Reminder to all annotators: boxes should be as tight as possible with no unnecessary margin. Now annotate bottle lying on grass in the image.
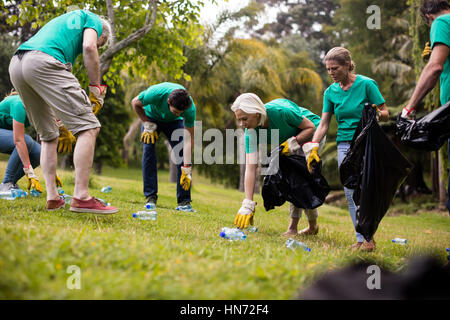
[0,189,28,200]
[220,227,246,241]
[133,211,157,221]
[285,238,311,252]
[392,238,407,245]
[101,186,112,193]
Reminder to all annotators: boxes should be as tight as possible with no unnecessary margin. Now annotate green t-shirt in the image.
[322,75,385,142]
[18,10,103,66]
[245,98,321,154]
[0,95,30,130]
[138,82,196,128]
[430,14,450,105]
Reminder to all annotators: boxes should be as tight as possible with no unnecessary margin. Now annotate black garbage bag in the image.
[262,146,330,211]
[396,101,450,151]
[298,255,450,300]
[340,104,412,241]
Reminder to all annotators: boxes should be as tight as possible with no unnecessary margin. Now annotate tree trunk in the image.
[165,140,177,183]
[431,151,439,198]
[122,118,141,162]
[439,148,447,210]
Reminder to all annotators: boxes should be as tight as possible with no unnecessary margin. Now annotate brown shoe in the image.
[360,239,376,252]
[349,242,363,250]
[70,197,118,215]
[46,197,65,211]
[298,225,319,236]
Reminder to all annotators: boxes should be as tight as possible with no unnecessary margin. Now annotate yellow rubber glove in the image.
[23,164,42,193]
[280,136,301,156]
[302,142,320,173]
[140,121,159,144]
[422,42,431,60]
[180,166,192,191]
[234,199,256,229]
[57,124,77,154]
[89,84,107,115]
[307,146,320,173]
[55,175,63,188]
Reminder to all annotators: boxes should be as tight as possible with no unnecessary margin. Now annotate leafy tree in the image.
[3,0,206,171]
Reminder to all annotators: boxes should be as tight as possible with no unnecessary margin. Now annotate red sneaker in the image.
[70,197,118,215]
[46,197,65,211]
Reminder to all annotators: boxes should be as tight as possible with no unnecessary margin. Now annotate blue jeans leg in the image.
[337,142,364,243]
[160,120,191,204]
[142,124,159,199]
[0,129,41,184]
[12,134,41,183]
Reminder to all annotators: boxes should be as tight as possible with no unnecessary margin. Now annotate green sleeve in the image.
[430,18,450,49]
[282,108,304,128]
[182,98,196,128]
[322,89,333,113]
[84,11,103,39]
[10,99,27,125]
[138,87,158,106]
[366,80,386,106]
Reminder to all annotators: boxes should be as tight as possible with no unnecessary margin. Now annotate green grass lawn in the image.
[0,160,449,299]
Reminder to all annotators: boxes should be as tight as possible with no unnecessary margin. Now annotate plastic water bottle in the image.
[248,226,258,232]
[285,238,311,252]
[30,189,41,197]
[446,248,450,262]
[219,227,247,241]
[62,194,72,205]
[133,211,157,221]
[0,191,16,200]
[101,186,112,193]
[392,238,407,245]
[12,189,27,198]
[57,187,64,195]
[145,202,156,210]
[1,189,27,200]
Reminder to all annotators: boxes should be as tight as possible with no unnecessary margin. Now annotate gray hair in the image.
[231,93,267,127]
[100,16,113,48]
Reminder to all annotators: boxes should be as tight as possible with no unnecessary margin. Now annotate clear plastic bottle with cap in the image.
[0,191,16,200]
[30,189,41,197]
[133,211,157,220]
[145,202,156,210]
[1,189,28,200]
[101,186,112,193]
[285,238,311,252]
[57,187,65,195]
[392,238,407,245]
[62,194,72,205]
[219,227,247,241]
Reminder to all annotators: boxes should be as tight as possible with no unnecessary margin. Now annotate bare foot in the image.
[281,230,298,237]
[298,225,319,236]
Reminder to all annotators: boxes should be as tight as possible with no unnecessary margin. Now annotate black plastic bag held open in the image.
[396,101,450,151]
[262,146,330,212]
[340,104,412,241]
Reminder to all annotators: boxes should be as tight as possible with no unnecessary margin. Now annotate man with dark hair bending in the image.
[401,0,450,213]
[131,82,196,211]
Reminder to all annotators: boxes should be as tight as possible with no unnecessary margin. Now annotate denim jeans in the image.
[337,142,364,243]
[142,119,191,204]
[0,128,41,184]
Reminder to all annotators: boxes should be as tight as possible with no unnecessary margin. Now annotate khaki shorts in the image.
[9,50,100,141]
